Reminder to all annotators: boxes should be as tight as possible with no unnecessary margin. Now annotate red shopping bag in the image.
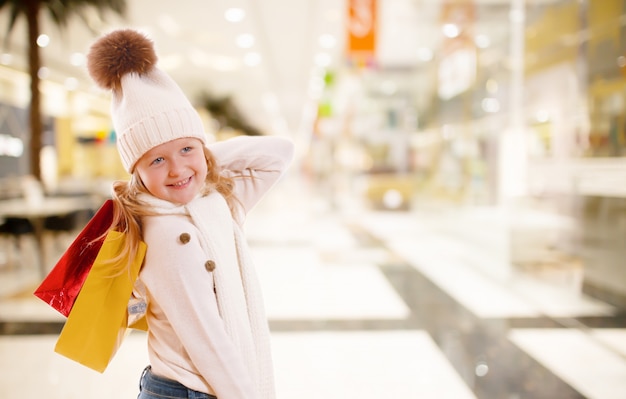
[33,199,114,316]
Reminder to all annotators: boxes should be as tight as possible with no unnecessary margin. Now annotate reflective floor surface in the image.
[1,176,625,398]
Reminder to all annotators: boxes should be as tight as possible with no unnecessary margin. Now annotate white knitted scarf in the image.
[139,192,275,399]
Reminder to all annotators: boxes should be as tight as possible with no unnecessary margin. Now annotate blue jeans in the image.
[138,366,217,399]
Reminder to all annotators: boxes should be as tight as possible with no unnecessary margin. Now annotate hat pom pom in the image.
[87,29,158,90]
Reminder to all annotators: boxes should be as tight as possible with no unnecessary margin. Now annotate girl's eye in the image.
[181,146,193,153]
[151,157,164,165]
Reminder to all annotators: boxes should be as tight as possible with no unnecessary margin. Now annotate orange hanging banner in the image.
[347,0,377,65]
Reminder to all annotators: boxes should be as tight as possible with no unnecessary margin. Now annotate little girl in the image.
[86,29,294,399]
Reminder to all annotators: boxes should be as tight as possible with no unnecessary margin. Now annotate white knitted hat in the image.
[86,29,207,172]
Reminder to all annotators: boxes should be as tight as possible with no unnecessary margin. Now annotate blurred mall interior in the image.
[0,0,625,398]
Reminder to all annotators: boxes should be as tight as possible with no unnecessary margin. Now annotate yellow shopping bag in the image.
[54,230,147,373]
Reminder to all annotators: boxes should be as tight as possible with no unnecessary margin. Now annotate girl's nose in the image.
[168,159,184,177]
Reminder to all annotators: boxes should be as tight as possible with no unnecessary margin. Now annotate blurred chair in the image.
[0,217,35,270]
[43,209,93,253]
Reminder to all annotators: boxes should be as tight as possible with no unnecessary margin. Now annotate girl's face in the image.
[135,137,208,205]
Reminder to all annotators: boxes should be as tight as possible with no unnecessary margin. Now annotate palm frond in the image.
[0,1,25,47]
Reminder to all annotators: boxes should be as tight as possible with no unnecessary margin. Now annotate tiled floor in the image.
[1,177,625,398]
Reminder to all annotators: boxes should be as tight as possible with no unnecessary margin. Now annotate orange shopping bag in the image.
[54,230,146,373]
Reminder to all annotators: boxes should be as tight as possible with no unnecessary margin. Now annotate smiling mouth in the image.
[170,177,192,187]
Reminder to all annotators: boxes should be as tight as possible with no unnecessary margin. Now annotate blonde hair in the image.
[106,146,238,269]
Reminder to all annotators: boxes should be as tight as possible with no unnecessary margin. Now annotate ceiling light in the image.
[481,98,500,113]
[475,34,490,48]
[244,52,261,67]
[318,34,336,49]
[383,189,403,209]
[225,8,245,23]
[37,66,49,79]
[37,34,50,47]
[236,34,255,48]
[442,24,460,38]
[70,52,86,67]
